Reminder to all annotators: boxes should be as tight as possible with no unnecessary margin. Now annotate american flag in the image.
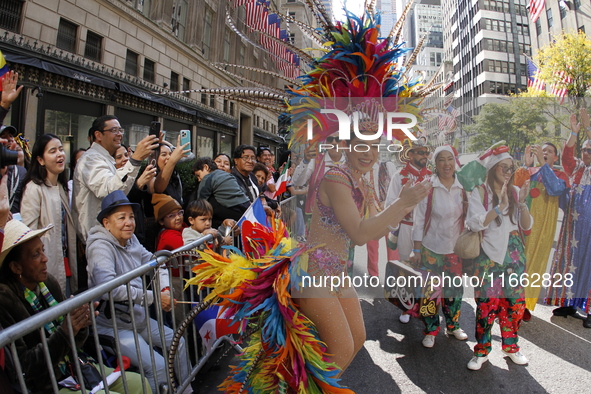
[447,105,459,118]
[528,0,546,24]
[550,68,572,104]
[527,58,545,91]
[438,115,446,131]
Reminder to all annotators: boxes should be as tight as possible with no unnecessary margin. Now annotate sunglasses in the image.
[582,148,591,154]
[412,150,429,156]
[326,136,340,143]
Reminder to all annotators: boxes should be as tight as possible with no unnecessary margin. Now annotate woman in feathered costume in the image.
[176,1,439,392]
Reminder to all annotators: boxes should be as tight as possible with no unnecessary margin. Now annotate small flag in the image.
[447,105,459,118]
[0,50,9,92]
[194,305,240,353]
[273,159,290,198]
[237,197,268,227]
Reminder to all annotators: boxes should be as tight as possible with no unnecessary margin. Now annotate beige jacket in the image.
[72,143,139,242]
[21,181,78,294]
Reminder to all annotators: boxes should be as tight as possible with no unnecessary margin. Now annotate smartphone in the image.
[180,129,191,151]
[149,121,161,137]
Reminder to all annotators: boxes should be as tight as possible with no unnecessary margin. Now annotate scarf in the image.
[399,162,431,185]
[23,282,63,335]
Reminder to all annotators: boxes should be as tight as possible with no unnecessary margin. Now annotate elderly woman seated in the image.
[0,219,147,393]
[86,190,192,393]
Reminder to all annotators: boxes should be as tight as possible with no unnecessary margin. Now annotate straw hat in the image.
[0,220,53,266]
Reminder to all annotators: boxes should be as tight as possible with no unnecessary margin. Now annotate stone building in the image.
[0,0,301,172]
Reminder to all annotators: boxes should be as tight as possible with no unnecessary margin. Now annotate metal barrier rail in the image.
[0,233,240,394]
[279,196,306,240]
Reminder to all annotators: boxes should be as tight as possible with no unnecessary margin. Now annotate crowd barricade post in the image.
[0,233,249,394]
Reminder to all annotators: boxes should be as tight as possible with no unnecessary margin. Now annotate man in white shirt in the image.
[73,115,159,243]
[384,139,432,323]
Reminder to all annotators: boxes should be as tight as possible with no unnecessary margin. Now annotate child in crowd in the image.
[183,199,232,249]
[153,193,185,327]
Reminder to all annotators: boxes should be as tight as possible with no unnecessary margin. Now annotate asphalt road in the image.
[191,240,591,393]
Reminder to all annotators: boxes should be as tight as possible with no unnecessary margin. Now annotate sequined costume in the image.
[546,145,591,312]
[306,165,374,280]
[514,164,568,310]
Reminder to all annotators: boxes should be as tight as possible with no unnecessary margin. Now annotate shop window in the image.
[57,18,78,53]
[170,71,179,92]
[84,31,102,62]
[143,58,155,83]
[0,0,23,33]
[125,50,139,76]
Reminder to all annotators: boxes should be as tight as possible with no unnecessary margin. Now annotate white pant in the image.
[97,318,191,393]
[398,223,413,261]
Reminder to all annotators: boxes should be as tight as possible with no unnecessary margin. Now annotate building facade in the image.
[0,0,295,173]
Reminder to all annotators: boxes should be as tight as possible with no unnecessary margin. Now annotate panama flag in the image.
[0,50,9,92]
[194,305,240,353]
[273,160,290,198]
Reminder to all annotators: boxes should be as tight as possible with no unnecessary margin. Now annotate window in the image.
[125,50,139,76]
[210,95,215,108]
[202,7,213,59]
[201,87,207,105]
[223,99,228,113]
[289,33,295,45]
[170,71,179,91]
[183,77,190,97]
[56,18,78,53]
[143,58,155,83]
[84,31,102,62]
[223,29,231,63]
[547,8,553,28]
[536,19,542,36]
[230,102,235,117]
[560,4,567,19]
[0,0,23,32]
[574,0,581,10]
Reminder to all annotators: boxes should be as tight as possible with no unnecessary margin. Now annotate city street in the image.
[194,240,591,393]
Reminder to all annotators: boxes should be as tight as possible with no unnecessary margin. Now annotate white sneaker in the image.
[399,313,410,324]
[503,350,529,365]
[467,356,489,370]
[422,334,436,348]
[447,328,468,341]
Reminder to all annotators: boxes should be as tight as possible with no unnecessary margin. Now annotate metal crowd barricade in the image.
[279,196,305,239]
[0,234,242,394]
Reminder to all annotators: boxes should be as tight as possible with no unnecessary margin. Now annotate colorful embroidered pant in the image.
[473,231,526,356]
[420,248,463,335]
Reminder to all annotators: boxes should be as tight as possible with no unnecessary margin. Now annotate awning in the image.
[118,83,196,116]
[254,129,283,143]
[4,51,117,89]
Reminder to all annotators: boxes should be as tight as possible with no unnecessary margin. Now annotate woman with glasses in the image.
[465,146,532,370]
